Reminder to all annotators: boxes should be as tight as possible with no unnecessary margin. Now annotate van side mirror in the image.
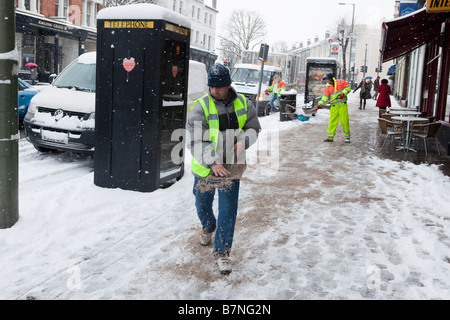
[49,74,56,83]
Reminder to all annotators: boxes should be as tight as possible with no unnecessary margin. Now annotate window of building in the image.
[179,1,183,14]
[203,34,206,46]
[55,0,60,16]
[24,0,40,12]
[86,1,92,27]
[63,0,69,18]
[209,14,212,26]
[197,8,200,20]
[191,5,195,18]
[208,36,211,50]
[204,12,207,24]
[173,0,176,11]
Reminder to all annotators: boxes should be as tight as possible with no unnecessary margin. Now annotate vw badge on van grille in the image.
[54,109,64,121]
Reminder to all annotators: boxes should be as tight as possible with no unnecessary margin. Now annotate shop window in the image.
[22,33,36,69]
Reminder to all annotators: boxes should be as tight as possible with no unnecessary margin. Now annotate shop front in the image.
[381,7,450,152]
[15,11,96,83]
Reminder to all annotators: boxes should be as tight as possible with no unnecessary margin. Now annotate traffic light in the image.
[258,43,269,62]
[350,66,354,72]
[360,65,368,73]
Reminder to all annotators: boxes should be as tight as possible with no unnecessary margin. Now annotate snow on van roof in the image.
[97,4,191,29]
[77,52,96,65]
[233,63,282,71]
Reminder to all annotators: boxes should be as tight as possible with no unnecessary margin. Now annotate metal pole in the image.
[255,59,265,115]
[0,1,19,228]
[348,4,355,85]
[363,44,367,79]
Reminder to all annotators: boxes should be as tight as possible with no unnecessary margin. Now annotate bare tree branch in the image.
[219,9,266,67]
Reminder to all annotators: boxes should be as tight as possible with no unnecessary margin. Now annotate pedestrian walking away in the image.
[376,79,392,117]
[373,76,380,100]
[186,63,261,275]
[317,73,351,143]
[268,74,286,113]
[353,77,372,110]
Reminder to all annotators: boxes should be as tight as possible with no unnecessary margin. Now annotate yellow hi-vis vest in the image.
[190,94,248,177]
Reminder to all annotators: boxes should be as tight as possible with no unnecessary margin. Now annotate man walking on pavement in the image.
[317,73,352,143]
[186,63,261,274]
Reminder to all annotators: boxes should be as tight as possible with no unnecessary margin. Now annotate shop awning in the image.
[387,64,396,75]
[381,8,449,63]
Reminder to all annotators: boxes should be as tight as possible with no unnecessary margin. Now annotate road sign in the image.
[330,43,339,56]
[427,0,450,12]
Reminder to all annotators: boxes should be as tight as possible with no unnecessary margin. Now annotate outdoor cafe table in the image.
[391,116,428,152]
[388,111,422,116]
[389,107,418,111]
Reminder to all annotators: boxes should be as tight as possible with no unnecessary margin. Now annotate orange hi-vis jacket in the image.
[318,78,351,106]
[269,81,286,97]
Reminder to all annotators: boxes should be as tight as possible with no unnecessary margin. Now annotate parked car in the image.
[18,78,41,122]
[23,52,207,154]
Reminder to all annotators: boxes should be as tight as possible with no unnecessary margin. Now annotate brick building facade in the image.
[15,0,102,82]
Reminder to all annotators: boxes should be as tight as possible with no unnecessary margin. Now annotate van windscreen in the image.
[53,60,96,92]
[231,68,271,85]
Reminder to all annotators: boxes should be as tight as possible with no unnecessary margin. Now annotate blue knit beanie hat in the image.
[322,73,335,81]
[208,63,231,88]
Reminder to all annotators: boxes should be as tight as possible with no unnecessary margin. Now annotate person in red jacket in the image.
[375,79,391,117]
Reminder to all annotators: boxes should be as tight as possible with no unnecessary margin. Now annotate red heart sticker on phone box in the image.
[123,58,136,72]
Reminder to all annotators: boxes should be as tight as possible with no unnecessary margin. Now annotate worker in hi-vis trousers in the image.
[317,73,352,143]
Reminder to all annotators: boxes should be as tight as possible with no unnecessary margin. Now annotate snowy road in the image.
[2,93,450,300]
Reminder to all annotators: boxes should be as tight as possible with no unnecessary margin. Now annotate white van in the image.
[23,52,207,153]
[231,63,282,116]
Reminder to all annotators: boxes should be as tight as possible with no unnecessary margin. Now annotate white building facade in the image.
[157,0,218,52]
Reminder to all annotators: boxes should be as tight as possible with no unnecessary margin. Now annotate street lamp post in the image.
[339,2,355,86]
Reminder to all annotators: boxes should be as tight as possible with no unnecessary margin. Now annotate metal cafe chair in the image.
[410,122,442,157]
[374,118,404,152]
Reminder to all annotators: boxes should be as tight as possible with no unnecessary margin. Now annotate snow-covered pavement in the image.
[1,92,450,300]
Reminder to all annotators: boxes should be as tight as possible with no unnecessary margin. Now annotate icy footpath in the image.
[1,93,450,300]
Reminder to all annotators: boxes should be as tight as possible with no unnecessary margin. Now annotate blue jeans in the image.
[270,94,281,111]
[193,177,240,257]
